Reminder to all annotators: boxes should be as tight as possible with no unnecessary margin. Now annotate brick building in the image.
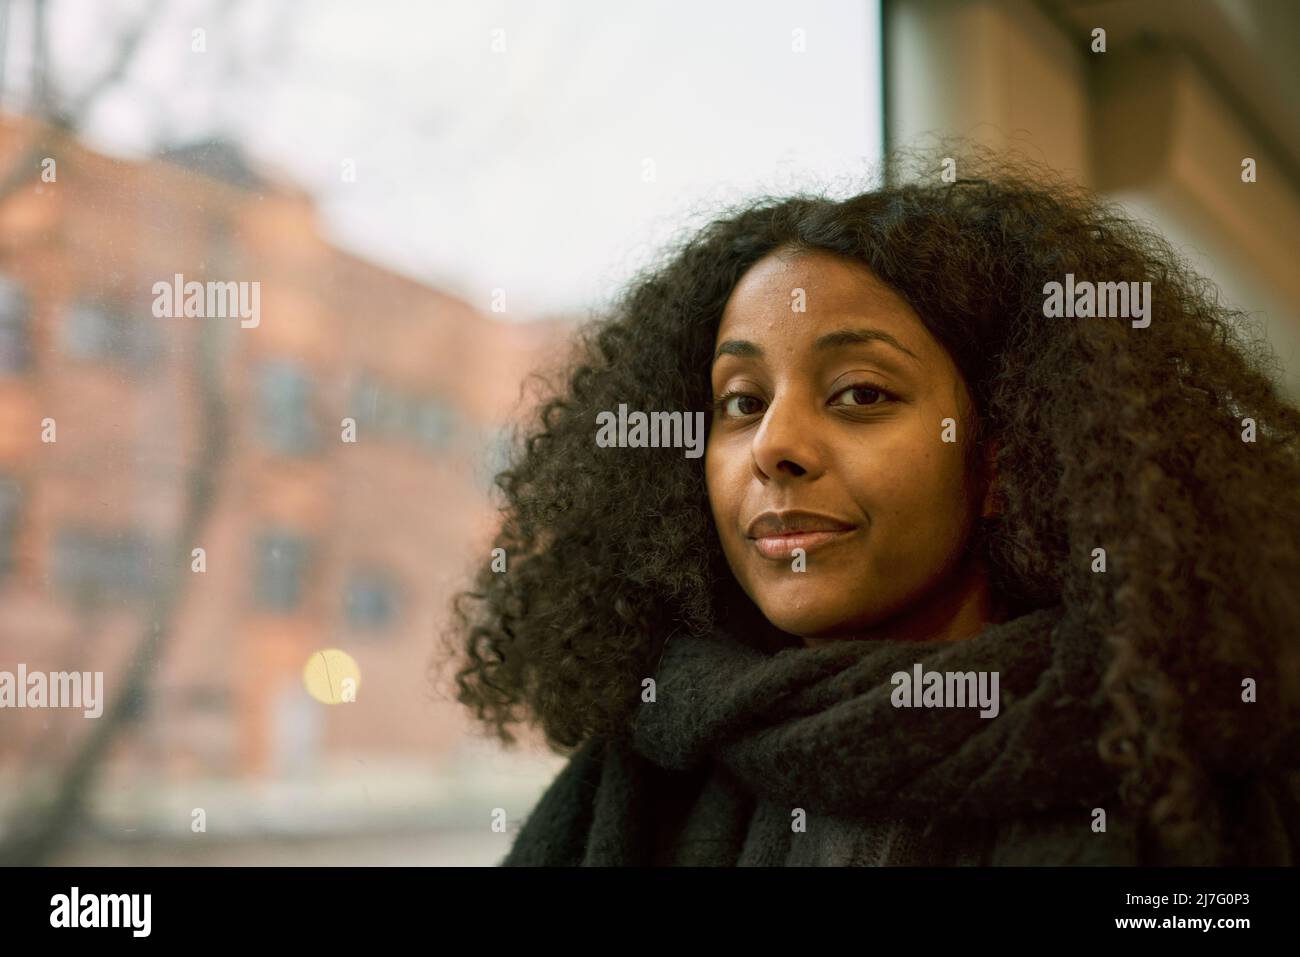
[0,113,571,784]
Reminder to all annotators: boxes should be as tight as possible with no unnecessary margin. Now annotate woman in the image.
[440,151,1300,866]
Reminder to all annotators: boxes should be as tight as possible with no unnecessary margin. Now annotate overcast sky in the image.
[4,0,882,318]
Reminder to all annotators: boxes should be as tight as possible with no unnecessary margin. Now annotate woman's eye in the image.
[723,394,764,416]
[831,384,889,407]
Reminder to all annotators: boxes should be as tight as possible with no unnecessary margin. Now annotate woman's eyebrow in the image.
[813,328,920,362]
[712,339,762,363]
[712,328,920,365]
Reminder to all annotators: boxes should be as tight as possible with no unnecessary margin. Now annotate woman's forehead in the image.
[715,250,933,361]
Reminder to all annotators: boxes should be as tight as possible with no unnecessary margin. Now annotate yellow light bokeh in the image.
[302,649,361,704]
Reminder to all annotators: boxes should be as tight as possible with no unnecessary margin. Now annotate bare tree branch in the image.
[0,289,230,866]
[0,0,262,864]
[0,0,164,203]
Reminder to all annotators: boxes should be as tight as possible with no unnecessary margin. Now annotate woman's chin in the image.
[755,601,876,644]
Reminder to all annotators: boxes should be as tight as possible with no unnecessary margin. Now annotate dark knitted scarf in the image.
[503,604,1300,866]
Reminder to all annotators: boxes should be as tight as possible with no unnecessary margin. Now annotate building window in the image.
[0,476,20,579]
[53,527,155,604]
[352,375,457,451]
[484,427,513,488]
[62,300,161,371]
[255,359,320,455]
[0,277,32,375]
[413,398,456,447]
[344,568,400,631]
[253,529,314,613]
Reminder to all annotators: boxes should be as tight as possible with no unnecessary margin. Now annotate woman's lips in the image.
[751,528,856,559]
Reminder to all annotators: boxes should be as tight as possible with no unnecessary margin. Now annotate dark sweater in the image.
[502,606,1300,866]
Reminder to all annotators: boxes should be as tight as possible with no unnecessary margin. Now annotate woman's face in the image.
[705,247,996,643]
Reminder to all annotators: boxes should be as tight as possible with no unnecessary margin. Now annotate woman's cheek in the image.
[703,451,733,525]
[866,452,962,560]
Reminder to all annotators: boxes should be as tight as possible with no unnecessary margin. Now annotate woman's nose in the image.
[750,393,824,481]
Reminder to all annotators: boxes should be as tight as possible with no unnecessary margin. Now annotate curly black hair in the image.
[436,147,1300,857]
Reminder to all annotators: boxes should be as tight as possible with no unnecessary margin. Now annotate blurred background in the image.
[0,0,1295,865]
